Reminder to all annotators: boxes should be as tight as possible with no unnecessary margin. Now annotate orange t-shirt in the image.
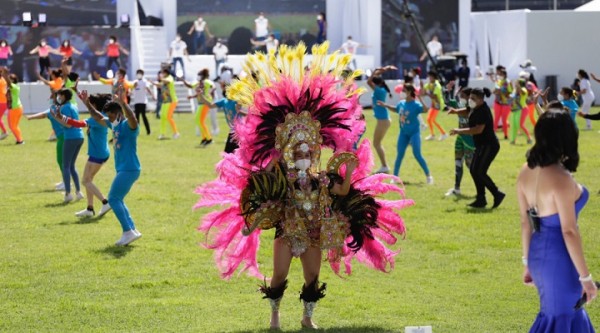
[49,77,64,92]
[0,77,7,103]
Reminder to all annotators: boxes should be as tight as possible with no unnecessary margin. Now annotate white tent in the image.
[575,0,600,11]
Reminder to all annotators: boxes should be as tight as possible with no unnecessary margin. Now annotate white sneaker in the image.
[0,132,8,140]
[115,230,142,246]
[439,134,449,141]
[426,176,434,185]
[98,203,112,217]
[173,133,181,139]
[445,188,461,196]
[75,192,85,201]
[420,123,428,131]
[75,209,94,217]
[375,166,390,174]
[55,182,65,191]
[48,134,57,142]
[425,135,435,141]
[132,229,142,237]
[158,134,166,140]
[64,193,74,203]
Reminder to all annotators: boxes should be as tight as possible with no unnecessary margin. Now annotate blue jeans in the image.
[215,58,225,76]
[172,57,184,78]
[394,129,429,177]
[193,31,206,54]
[108,170,140,232]
[62,138,83,194]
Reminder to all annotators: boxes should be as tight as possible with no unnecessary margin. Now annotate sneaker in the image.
[48,134,57,142]
[55,182,65,191]
[0,133,7,140]
[202,139,213,146]
[527,138,533,145]
[75,192,85,201]
[425,135,435,141]
[132,229,142,237]
[98,203,112,217]
[75,209,94,217]
[426,175,434,185]
[16,141,24,145]
[438,134,448,141]
[375,166,390,174]
[492,191,506,209]
[173,133,181,139]
[115,230,142,246]
[158,134,166,140]
[445,188,461,196]
[468,200,487,208]
[64,193,74,203]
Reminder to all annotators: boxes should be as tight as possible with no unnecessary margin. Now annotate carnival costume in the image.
[194,42,414,326]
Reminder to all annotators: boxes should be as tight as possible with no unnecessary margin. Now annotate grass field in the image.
[1,107,599,332]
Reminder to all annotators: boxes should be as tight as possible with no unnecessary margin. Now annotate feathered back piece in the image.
[229,42,366,166]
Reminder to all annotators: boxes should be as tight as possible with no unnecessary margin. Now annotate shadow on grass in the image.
[232,327,393,333]
[466,207,495,214]
[96,245,134,259]
[44,202,71,208]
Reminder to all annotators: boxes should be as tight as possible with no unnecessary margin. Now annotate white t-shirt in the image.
[265,38,279,53]
[213,44,228,60]
[132,79,149,104]
[580,78,595,101]
[413,75,421,90]
[170,40,187,58]
[255,17,269,38]
[194,20,206,32]
[426,40,443,57]
[219,69,233,85]
[341,40,360,55]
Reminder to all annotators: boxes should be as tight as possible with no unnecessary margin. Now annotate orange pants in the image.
[427,108,445,136]
[8,106,23,142]
[527,103,536,126]
[196,104,212,141]
[160,102,178,135]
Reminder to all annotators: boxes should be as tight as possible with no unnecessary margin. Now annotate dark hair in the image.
[518,78,527,87]
[471,87,492,99]
[412,67,421,76]
[62,40,70,46]
[427,71,438,80]
[372,76,391,97]
[0,39,7,46]
[199,68,209,78]
[404,84,417,98]
[527,110,579,172]
[136,69,144,75]
[103,101,122,114]
[560,87,574,98]
[109,35,117,41]
[498,69,507,77]
[495,65,505,71]
[89,93,111,111]
[67,72,79,82]
[578,69,589,80]
[9,73,19,83]
[51,69,62,78]
[160,68,170,75]
[57,88,73,101]
[319,12,326,21]
[459,87,472,99]
[117,68,127,77]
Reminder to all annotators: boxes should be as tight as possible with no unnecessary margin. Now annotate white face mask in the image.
[111,118,120,128]
[56,96,64,104]
[63,42,69,47]
[137,74,143,80]
[557,94,564,101]
[175,37,181,42]
[317,16,322,20]
[459,98,468,107]
[0,43,6,47]
[41,42,46,46]
[468,99,477,109]
[295,159,311,171]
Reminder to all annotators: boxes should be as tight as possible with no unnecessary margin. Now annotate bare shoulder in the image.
[542,165,578,198]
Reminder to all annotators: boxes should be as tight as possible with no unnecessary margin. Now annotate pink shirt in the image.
[0,46,10,59]
[38,45,50,57]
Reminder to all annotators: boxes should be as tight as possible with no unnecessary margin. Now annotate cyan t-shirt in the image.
[372,86,389,120]
[110,120,141,172]
[60,103,84,140]
[46,106,64,137]
[85,117,110,160]
[395,100,423,134]
[562,99,579,122]
[214,98,239,131]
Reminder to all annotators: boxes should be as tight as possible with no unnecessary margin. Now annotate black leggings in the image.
[39,57,51,77]
[469,143,500,202]
[107,56,121,71]
[134,103,151,135]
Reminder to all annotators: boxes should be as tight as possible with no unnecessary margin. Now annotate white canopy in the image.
[575,0,600,11]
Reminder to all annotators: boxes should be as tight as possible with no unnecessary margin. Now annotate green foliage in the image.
[1,109,598,332]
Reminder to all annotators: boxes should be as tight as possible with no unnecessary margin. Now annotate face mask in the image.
[317,16,322,20]
[109,39,115,44]
[0,43,5,47]
[557,94,564,101]
[63,42,69,47]
[56,96,64,104]
[41,42,46,46]
[468,99,477,109]
[175,37,181,42]
[295,159,311,171]
[137,74,143,80]
[198,18,203,22]
[459,98,468,106]
[111,118,120,128]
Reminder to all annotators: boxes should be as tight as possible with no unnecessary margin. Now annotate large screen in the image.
[177,0,326,55]
[0,0,117,26]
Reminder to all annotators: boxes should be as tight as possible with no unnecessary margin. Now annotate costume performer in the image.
[194,43,413,330]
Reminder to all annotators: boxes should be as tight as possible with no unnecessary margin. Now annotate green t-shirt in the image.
[9,84,21,109]
[425,80,445,110]
[161,76,178,104]
[64,78,78,106]
[192,79,214,104]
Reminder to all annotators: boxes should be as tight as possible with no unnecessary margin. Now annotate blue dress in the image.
[528,186,595,333]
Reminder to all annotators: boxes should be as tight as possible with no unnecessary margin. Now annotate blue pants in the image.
[193,32,206,55]
[394,130,430,177]
[62,138,83,194]
[108,170,140,232]
[172,57,184,78]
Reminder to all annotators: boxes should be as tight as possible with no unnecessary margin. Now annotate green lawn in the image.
[1,108,599,332]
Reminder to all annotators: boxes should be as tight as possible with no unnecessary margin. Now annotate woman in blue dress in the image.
[517,103,597,332]
[316,12,327,44]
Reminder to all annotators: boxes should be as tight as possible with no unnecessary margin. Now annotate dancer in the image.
[367,65,396,173]
[56,40,82,68]
[316,12,327,44]
[522,71,538,128]
[187,16,213,55]
[169,34,189,78]
[38,69,63,93]
[509,79,532,145]
[0,69,8,140]
[578,69,595,130]
[450,87,505,208]
[53,94,112,218]
[132,69,154,135]
[493,67,512,139]
[95,35,129,74]
[250,34,279,54]
[559,87,579,125]
[61,59,80,108]
[423,71,448,141]
[195,42,412,330]
[29,39,53,78]
[94,68,132,97]
[74,88,142,245]
[446,88,475,196]
[254,12,270,41]
[184,69,214,146]
[1,68,24,144]
[55,88,84,202]
[517,108,597,331]
[377,84,432,184]
[154,68,179,139]
[0,40,12,68]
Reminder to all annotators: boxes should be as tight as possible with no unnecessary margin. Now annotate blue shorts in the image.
[88,156,109,164]
[373,106,390,120]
